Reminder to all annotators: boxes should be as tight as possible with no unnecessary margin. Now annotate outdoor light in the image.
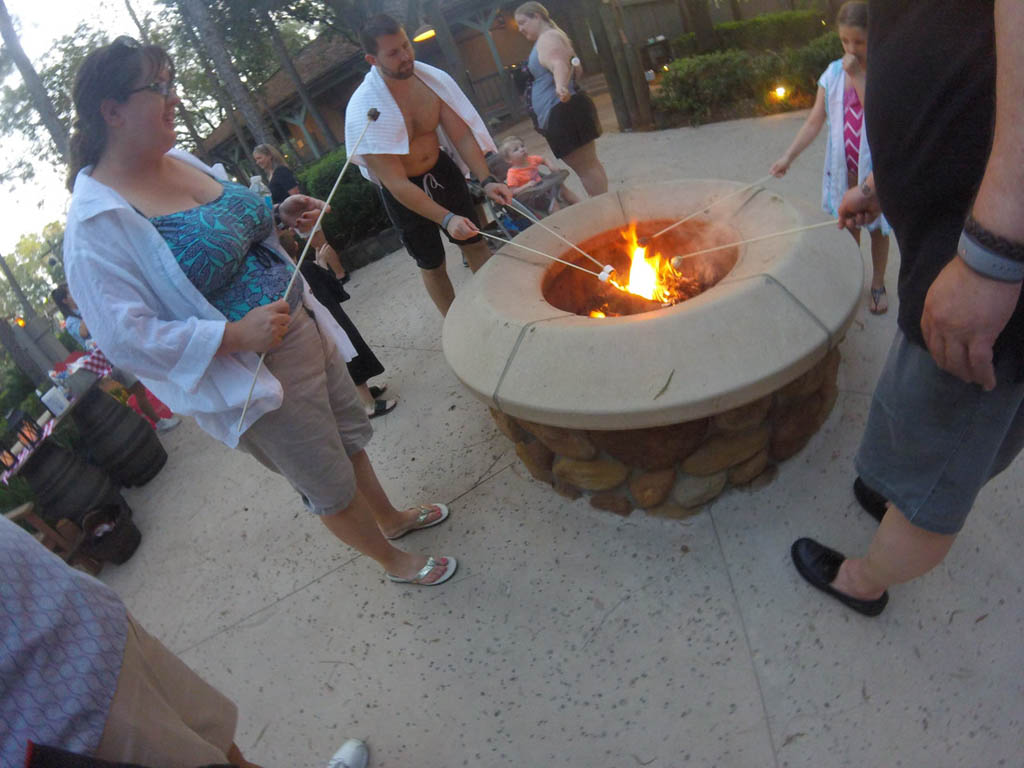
[14,316,25,327]
[413,23,436,42]
[773,85,788,99]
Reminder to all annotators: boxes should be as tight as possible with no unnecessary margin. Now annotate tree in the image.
[176,0,271,146]
[255,2,338,149]
[0,221,64,319]
[0,1,68,163]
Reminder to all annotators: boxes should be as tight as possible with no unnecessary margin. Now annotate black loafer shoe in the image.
[853,477,888,523]
[790,537,889,617]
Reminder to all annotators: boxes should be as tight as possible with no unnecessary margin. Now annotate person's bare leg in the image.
[226,743,264,768]
[320,485,449,583]
[831,504,957,599]
[559,184,580,205]
[348,449,445,544]
[460,239,491,273]
[128,382,163,423]
[355,383,374,410]
[561,141,608,197]
[420,264,456,316]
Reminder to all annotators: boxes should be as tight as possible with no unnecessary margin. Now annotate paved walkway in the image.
[102,107,1023,767]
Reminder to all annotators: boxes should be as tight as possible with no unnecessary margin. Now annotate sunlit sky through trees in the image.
[1,0,161,253]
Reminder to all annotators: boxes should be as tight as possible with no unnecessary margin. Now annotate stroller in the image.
[471,152,573,240]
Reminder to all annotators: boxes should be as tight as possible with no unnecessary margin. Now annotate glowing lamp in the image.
[773,85,788,100]
[413,24,436,42]
[14,316,25,327]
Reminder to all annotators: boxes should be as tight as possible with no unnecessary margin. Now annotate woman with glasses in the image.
[63,40,456,599]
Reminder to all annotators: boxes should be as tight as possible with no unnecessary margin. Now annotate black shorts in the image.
[542,92,602,159]
[379,150,482,270]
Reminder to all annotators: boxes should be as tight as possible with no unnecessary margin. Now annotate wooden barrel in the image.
[19,440,124,526]
[71,388,167,487]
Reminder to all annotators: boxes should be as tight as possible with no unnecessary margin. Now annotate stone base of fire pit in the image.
[444,179,862,517]
[490,346,840,516]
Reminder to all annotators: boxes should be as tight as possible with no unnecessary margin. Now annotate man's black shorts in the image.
[379,150,483,270]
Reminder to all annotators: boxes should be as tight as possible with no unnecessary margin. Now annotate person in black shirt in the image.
[253,143,299,205]
[791,0,1024,616]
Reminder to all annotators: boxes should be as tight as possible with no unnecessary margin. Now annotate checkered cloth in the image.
[70,349,113,378]
[2,419,56,485]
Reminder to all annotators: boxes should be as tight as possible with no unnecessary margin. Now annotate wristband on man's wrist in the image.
[482,175,500,187]
[957,230,1024,283]
[441,211,455,231]
[964,214,1024,262]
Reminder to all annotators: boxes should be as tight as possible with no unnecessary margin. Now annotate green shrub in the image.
[654,49,779,122]
[655,30,841,124]
[670,8,829,58]
[296,148,391,249]
[717,10,829,51]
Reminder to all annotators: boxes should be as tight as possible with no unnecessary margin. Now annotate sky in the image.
[0,0,161,254]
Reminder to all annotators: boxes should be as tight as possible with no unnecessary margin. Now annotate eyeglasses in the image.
[126,79,175,99]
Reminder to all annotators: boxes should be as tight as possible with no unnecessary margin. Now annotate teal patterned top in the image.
[150,181,302,322]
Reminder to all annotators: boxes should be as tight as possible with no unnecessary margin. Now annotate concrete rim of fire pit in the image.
[443,179,863,430]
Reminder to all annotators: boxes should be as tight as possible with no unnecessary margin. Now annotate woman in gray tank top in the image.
[515,1,608,196]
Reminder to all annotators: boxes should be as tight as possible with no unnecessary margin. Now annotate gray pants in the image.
[856,330,1024,534]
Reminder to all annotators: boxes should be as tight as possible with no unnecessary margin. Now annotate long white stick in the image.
[503,200,605,269]
[237,108,380,431]
[477,230,605,278]
[641,174,774,245]
[670,219,836,268]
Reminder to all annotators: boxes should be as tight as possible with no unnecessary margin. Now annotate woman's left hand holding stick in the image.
[219,300,291,356]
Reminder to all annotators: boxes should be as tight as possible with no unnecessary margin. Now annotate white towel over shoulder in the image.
[344,61,497,183]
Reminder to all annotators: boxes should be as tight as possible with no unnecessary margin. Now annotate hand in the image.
[769,156,791,178]
[556,84,571,102]
[921,256,1021,390]
[223,300,291,355]
[444,215,480,240]
[280,194,330,231]
[842,53,861,75]
[837,183,881,230]
[484,181,515,205]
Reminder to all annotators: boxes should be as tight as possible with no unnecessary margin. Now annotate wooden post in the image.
[428,0,476,105]
[461,8,522,121]
[609,0,652,129]
[583,0,632,131]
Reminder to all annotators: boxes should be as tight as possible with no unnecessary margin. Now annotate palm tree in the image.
[0,0,68,161]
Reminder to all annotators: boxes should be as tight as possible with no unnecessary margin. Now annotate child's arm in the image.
[771,86,827,177]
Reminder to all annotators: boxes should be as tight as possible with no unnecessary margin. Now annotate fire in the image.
[616,223,683,304]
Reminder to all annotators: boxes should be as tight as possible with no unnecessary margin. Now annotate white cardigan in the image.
[819,59,890,234]
[345,61,497,183]
[64,148,356,448]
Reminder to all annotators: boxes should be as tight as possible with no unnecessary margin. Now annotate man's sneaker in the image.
[326,738,368,768]
[155,416,180,433]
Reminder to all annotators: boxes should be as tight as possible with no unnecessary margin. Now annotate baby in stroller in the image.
[498,136,579,214]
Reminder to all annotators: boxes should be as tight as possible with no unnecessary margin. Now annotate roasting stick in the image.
[477,230,616,282]
[670,219,836,269]
[503,201,605,269]
[639,174,774,247]
[237,108,380,431]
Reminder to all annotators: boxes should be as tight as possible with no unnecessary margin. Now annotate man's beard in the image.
[381,62,415,80]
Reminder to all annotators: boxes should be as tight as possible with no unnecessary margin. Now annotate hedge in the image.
[654,31,842,125]
[671,9,829,58]
[296,148,391,249]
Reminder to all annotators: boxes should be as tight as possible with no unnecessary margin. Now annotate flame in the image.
[617,223,681,303]
[589,310,606,318]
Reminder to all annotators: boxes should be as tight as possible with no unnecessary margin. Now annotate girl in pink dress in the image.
[770,1,891,315]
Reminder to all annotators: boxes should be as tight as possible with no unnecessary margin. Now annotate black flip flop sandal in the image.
[368,399,397,419]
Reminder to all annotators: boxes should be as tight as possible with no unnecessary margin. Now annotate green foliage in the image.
[654,31,842,125]
[671,9,829,58]
[0,221,64,319]
[297,148,390,249]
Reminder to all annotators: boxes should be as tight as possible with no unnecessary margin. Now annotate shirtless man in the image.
[347,14,513,316]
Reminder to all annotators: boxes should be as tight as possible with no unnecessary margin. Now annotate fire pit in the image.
[443,180,862,517]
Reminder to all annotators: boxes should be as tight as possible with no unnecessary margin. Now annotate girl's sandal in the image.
[386,556,458,586]
[869,286,888,315]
